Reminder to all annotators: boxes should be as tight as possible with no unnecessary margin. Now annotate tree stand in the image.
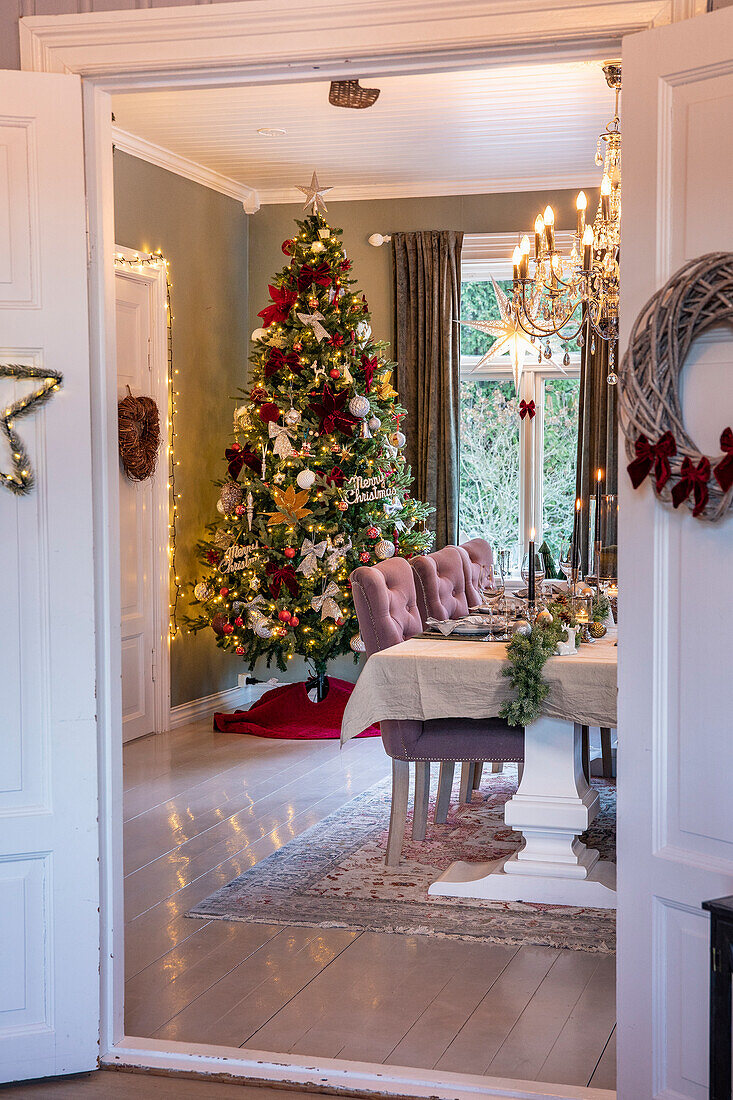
[306,671,330,703]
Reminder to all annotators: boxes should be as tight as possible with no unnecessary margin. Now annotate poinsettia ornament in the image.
[258,284,298,327]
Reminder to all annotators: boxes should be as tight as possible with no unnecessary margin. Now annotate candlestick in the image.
[571,497,581,579]
[594,469,603,580]
[576,190,587,237]
[582,225,593,271]
[520,235,530,279]
[528,528,536,608]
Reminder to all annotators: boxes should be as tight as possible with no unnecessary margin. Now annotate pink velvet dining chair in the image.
[350,556,523,866]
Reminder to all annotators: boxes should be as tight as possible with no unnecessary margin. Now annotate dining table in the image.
[340,626,618,909]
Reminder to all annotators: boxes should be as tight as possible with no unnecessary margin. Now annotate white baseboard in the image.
[169,682,274,729]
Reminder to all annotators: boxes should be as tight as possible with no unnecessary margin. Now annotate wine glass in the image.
[480,561,505,603]
[558,541,573,581]
[521,551,546,591]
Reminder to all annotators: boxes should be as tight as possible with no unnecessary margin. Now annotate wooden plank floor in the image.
[124,719,616,1090]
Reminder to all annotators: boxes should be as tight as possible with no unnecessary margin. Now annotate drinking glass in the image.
[558,541,573,581]
[520,551,545,588]
[480,561,505,603]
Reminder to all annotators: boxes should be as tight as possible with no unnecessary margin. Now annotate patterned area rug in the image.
[188,767,616,953]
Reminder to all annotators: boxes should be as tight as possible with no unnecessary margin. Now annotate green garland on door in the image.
[0,364,63,496]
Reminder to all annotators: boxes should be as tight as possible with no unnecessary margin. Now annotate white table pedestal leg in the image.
[428,716,616,908]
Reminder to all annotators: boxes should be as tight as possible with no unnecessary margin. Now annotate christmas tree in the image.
[186,174,433,693]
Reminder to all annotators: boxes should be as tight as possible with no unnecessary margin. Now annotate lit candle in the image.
[576,190,587,237]
[543,205,555,251]
[601,174,611,220]
[528,527,536,607]
[530,214,541,257]
[520,235,531,279]
[512,245,522,286]
[582,224,594,271]
[595,469,603,542]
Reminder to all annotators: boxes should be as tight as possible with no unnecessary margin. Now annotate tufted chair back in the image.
[350,558,424,659]
[411,545,473,622]
[459,538,493,606]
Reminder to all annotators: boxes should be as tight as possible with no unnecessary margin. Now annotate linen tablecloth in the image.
[340,631,617,744]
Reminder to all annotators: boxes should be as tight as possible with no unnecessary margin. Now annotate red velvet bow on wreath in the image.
[519,399,535,420]
[626,428,733,518]
[714,427,733,493]
[627,431,677,492]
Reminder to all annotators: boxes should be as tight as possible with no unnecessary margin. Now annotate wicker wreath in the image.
[118,391,161,481]
[619,252,733,523]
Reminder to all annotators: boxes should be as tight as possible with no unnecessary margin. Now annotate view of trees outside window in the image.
[541,377,580,559]
[458,278,580,566]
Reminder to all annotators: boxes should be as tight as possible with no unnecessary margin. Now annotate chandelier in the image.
[509,60,622,385]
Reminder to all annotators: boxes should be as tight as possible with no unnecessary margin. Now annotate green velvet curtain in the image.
[392,230,463,549]
[574,323,618,575]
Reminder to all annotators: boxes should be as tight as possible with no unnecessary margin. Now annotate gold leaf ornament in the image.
[265,484,313,527]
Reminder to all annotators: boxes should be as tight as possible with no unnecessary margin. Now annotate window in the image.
[458,234,580,571]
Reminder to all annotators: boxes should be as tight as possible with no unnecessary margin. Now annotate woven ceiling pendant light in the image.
[328,80,380,109]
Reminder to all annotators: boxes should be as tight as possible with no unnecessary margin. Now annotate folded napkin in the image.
[426,615,491,636]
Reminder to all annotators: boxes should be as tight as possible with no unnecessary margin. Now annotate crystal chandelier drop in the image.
[509,61,622,385]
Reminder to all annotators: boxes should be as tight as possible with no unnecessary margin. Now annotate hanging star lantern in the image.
[0,364,63,496]
[296,171,333,215]
[264,484,313,527]
[458,277,541,393]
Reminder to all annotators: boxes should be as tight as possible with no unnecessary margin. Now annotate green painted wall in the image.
[113,150,249,708]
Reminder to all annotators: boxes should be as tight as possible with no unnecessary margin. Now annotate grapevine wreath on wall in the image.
[620,252,733,522]
[118,390,161,481]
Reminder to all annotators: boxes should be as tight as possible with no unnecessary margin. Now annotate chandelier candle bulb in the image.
[543,206,555,250]
[582,224,594,271]
[534,215,544,258]
[576,190,587,236]
[512,245,522,284]
[601,175,612,220]
[520,236,531,279]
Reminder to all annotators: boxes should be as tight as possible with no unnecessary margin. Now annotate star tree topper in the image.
[296,171,333,215]
[458,277,541,393]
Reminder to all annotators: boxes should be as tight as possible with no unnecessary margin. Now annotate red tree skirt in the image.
[213,678,380,740]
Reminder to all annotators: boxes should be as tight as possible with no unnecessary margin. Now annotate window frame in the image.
[459,236,581,563]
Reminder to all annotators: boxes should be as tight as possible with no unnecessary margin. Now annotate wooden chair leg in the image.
[412,760,431,842]
[434,761,455,824]
[386,759,409,866]
[601,727,614,778]
[581,724,590,782]
[490,762,504,774]
[459,761,474,803]
[473,761,485,788]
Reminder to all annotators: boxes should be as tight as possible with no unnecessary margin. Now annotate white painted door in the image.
[619,10,733,1099]
[116,273,156,743]
[0,72,99,1082]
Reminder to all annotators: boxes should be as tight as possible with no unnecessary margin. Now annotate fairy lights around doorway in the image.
[114,250,182,637]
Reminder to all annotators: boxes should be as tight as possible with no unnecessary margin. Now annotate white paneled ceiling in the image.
[113,60,616,205]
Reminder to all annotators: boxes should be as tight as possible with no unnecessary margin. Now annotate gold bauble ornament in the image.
[536,608,553,625]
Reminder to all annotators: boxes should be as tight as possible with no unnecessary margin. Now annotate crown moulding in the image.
[20,0,695,88]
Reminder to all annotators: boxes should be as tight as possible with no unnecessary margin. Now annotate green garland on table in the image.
[499,598,580,727]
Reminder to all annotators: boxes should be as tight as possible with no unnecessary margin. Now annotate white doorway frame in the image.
[114,246,171,737]
[18,2,704,1096]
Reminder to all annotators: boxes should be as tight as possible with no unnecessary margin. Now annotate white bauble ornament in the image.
[356,320,372,346]
[284,407,301,427]
[350,633,366,653]
[251,327,267,342]
[513,619,531,636]
[193,582,211,602]
[296,468,316,490]
[310,240,326,253]
[349,394,370,419]
[367,415,381,431]
[375,539,395,560]
[390,430,406,448]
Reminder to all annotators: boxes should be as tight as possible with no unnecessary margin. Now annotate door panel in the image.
[619,10,733,1098]
[0,71,98,1083]
[116,274,156,743]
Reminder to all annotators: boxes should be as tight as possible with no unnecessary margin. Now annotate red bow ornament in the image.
[323,466,345,487]
[308,385,357,437]
[361,354,378,394]
[671,456,711,517]
[714,427,733,493]
[265,562,299,599]
[519,400,535,420]
[264,348,301,379]
[225,445,244,480]
[627,431,677,492]
[257,284,298,327]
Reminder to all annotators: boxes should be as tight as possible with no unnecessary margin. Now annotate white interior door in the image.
[116,272,156,744]
[619,10,733,1099]
[0,71,99,1083]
